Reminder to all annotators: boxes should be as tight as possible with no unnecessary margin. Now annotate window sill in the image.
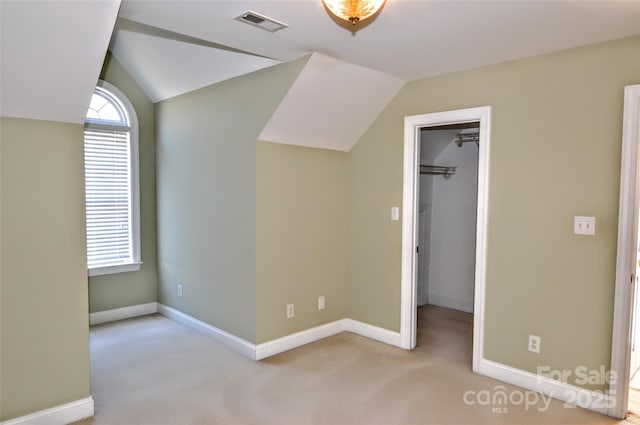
[89,262,143,277]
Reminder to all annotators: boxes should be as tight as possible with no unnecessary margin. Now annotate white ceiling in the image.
[115,0,640,96]
[2,0,639,136]
[109,20,281,102]
[0,0,121,124]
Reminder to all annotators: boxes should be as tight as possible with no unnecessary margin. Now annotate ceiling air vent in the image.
[235,10,288,33]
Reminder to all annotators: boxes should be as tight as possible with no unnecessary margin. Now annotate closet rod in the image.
[420,165,456,178]
[455,133,479,147]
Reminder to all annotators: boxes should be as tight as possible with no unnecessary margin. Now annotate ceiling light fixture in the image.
[322,0,386,25]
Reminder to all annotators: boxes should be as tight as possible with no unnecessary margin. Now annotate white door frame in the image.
[400,106,492,373]
[610,84,640,419]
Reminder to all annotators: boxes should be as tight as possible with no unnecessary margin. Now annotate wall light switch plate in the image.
[574,216,596,236]
[391,207,400,221]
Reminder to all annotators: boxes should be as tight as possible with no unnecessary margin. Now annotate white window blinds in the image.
[84,82,140,275]
[84,128,132,268]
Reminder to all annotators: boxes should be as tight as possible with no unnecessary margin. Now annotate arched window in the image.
[84,81,141,275]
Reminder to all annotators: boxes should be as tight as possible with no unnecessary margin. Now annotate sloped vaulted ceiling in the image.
[259,52,404,152]
[108,0,640,152]
[0,0,121,124]
[4,0,640,127]
[108,19,281,103]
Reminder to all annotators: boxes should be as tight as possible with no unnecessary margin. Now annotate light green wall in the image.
[88,54,157,313]
[0,118,90,420]
[347,105,404,330]
[155,58,307,343]
[256,141,348,343]
[348,35,640,388]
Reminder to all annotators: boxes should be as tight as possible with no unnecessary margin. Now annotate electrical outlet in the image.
[177,284,183,297]
[318,296,325,310]
[286,303,294,319]
[528,334,541,353]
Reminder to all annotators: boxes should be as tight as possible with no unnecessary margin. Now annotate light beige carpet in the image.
[74,306,628,425]
[625,370,640,424]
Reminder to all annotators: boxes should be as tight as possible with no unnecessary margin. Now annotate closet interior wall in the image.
[418,126,479,313]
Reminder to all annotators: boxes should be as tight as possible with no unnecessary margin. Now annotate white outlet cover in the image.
[528,334,541,353]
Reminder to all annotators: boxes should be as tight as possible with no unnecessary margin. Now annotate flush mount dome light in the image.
[322,0,386,25]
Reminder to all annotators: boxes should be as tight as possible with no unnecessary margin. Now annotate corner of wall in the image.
[88,53,158,313]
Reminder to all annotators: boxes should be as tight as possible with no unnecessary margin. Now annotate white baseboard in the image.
[256,319,400,360]
[0,396,94,425]
[156,304,256,360]
[155,304,403,361]
[345,319,403,348]
[255,320,348,360]
[89,302,157,326]
[252,318,402,360]
[478,359,613,416]
[253,318,402,360]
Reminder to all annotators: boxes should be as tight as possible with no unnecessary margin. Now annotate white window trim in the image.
[90,262,143,277]
[86,80,142,277]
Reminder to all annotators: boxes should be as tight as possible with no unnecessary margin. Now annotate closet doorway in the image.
[417,123,479,311]
[399,106,491,373]
[415,123,479,364]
